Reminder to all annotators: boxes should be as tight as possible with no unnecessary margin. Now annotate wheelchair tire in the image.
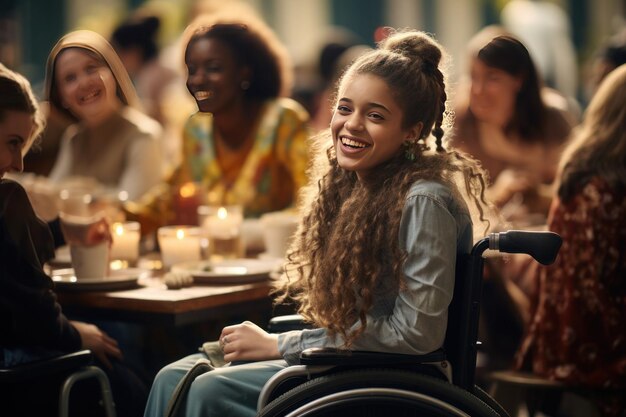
[473,385,511,417]
[257,368,503,417]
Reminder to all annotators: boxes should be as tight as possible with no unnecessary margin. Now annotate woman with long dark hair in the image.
[452,30,574,225]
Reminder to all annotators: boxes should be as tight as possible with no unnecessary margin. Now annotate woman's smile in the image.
[79,89,102,104]
[339,135,371,153]
[193,90,214,101]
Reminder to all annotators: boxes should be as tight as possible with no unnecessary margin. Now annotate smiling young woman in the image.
[143,28,493,417]
[44,30,164,201]
[125,9,311,236]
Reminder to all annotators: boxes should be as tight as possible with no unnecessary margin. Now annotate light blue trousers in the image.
[144,353,289,417]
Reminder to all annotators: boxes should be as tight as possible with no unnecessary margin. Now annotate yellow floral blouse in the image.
[127,97,310,229]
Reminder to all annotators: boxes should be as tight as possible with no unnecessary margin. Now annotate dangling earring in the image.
[403,139,419,161]
[241,80,250,90]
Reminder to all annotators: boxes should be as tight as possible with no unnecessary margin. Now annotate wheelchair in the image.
[256,230,562,417]
[0,349,116,417]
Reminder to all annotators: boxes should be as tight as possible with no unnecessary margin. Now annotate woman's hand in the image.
[219,321,280,362]
[71,321,122,369]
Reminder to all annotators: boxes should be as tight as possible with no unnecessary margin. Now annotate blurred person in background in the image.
[451,29,576,374]
[110,14,179,129]
[310,39,371,132]
[584,27,626,102]
[126,6,310,234]
[45,30,164,202]
[452,28,575,227]
[501,0,579,100]
[110,13,182,176]
[514,63,626,417]
[292,27,363,132]
[0,62,147,417]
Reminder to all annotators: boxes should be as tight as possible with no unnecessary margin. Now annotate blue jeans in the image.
[144,353,289,417]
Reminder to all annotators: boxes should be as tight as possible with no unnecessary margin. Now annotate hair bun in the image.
[380,30,442,69]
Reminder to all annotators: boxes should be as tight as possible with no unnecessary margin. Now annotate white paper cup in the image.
[260,212,299,259]
[70,242,110,279]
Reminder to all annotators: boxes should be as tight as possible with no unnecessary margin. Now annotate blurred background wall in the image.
[1,0,625,105]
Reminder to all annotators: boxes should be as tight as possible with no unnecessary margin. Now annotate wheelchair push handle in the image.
[488,230,562,265]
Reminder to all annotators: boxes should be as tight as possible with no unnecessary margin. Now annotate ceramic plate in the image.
[51,268,145,291]
[171,258,277,284]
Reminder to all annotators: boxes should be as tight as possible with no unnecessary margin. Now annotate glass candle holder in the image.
[157,226,202,269]
[109,221,141,267]
[198,205,244,261]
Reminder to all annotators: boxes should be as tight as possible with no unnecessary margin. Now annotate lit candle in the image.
[109,221,141,265]
[198,205,243,260]
[158,226,202,268]
[206,206,242,238]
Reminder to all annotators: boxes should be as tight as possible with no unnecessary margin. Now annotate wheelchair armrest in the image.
[267,314,315,332]
[299,347,446,367]
[0,349,93,383]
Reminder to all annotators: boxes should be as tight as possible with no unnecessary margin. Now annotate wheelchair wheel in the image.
[473,385,511,417]
[257,368,502,417]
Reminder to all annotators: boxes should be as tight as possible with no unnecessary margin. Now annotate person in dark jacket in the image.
[0,62,147,417]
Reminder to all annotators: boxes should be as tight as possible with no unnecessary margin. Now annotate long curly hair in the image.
[273,30,492,347]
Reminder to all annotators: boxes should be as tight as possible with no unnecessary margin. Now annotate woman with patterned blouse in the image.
[127,9,310,231]
[515,64,626,416]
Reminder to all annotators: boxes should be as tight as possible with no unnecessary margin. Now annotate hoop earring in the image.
[241,80,250,90]
[403,139,419,161]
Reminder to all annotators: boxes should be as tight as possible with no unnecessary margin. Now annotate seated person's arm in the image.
[0,181,80,352]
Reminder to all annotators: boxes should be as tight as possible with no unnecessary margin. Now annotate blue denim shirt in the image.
[277,179,473,365]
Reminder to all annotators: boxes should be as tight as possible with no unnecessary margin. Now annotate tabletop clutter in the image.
[14,175,296,291]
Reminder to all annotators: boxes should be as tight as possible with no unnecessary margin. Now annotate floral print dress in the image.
[127,97,310,228]
[516,177,626,415]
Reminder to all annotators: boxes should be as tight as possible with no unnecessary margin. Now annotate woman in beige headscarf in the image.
[45,30,164,201]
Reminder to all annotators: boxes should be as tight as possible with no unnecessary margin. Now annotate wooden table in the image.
[55,273,276,376]
[56,275,274,327]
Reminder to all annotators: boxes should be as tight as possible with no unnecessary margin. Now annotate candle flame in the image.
[217,207,228,219]
[179,182,197,198]
[176,229,185,239]
[114,224,124,236]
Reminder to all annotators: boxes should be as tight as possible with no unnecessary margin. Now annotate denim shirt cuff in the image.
[277,330,303,365]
